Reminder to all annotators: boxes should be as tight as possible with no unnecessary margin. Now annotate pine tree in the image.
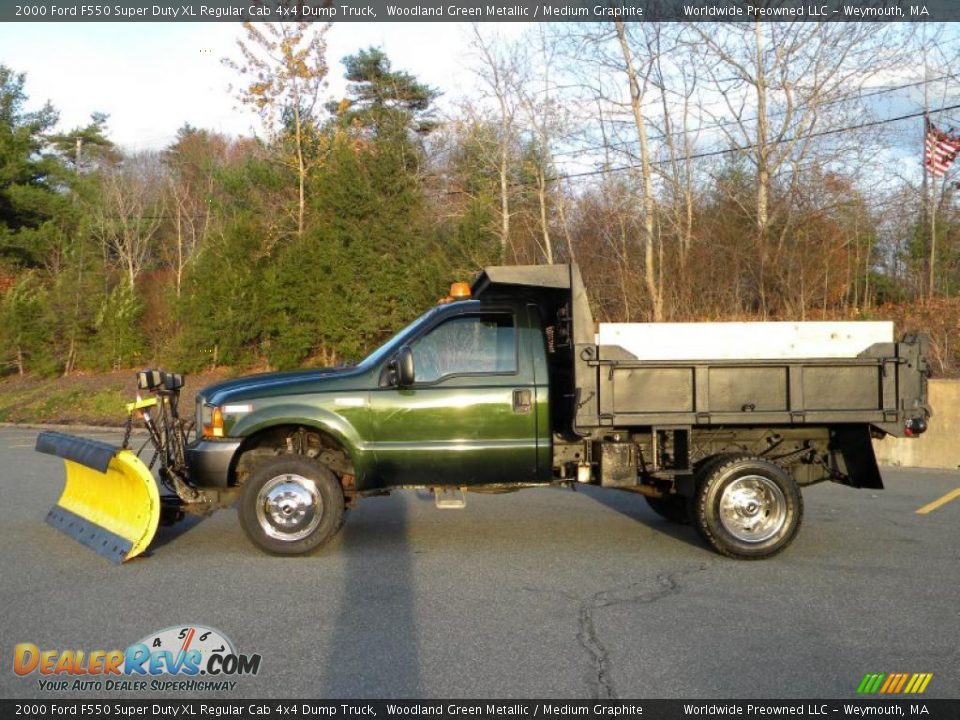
[0,65,64,268]
[327,48,439,140]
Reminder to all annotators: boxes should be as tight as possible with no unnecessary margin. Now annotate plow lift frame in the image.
[35,370,211,563]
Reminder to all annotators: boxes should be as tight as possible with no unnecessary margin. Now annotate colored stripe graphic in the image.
[857,672,932,694]
[857,673,885,694]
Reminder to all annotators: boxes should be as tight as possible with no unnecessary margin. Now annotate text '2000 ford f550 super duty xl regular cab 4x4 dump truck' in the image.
[36,264,931,562]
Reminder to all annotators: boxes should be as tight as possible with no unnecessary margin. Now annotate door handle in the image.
[513,389,532,413]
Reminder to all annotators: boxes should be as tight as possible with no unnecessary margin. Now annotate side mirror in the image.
[396,346,415,387]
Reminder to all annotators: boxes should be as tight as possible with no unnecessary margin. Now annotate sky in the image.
[0,21,956,188]
[0,22,530,151]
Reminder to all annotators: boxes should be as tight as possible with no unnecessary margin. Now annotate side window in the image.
[411,314,517,384]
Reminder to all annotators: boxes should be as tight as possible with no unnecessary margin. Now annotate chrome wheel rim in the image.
[257,474,322,542]
[718,475,787,543]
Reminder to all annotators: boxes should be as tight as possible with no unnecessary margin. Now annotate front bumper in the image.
[186,439,242,488]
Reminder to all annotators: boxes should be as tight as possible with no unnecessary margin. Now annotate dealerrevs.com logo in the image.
[13,625,261,692]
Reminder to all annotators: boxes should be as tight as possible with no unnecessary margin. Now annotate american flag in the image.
[925,119,960,178]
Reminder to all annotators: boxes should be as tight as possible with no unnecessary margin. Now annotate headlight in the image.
[198,400,252,439]
[199,402,223,439]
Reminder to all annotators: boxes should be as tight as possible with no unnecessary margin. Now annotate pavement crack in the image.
[577,596,616,699]
[574,563,712,700]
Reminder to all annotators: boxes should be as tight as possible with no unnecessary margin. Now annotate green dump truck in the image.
[37,264,931,562]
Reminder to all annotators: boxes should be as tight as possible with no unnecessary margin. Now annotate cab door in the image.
[369,307,538,487]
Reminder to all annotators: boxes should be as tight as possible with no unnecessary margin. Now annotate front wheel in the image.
[238,456,345,556]
[692,456,802,559]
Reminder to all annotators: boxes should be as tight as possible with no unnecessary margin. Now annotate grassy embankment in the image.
[0,369,230,426]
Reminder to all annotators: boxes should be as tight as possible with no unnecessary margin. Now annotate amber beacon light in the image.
[449,282,472,300]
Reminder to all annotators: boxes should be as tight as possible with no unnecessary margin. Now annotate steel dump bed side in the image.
[589,337,929,436]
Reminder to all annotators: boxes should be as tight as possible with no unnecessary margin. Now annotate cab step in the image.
[434,487,467,509]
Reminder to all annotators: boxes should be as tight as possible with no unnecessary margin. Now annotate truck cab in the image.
[189,291,555,493]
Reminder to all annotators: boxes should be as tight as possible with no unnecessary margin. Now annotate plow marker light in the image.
[35,431,160,564]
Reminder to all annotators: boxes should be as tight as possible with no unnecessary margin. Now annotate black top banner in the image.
[2,0,958,23]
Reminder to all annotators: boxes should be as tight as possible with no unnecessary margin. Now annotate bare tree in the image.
[94,152,167,288]
[690,21,901,314]
[514,25,565,264]
[613,20,663,321]
[649,25,700,271]
[224,17,331,238]
[552,21,668,319]
[469,24,524,262]
[164,130,227,297]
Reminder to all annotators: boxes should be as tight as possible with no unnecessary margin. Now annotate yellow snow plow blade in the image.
[36,431,160,563]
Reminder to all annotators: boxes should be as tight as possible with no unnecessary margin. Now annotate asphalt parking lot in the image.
[0,427,957,700]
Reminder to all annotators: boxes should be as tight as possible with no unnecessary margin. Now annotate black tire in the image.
[692,455,803,560]
[238,456,345,556]
[645,494,691,524]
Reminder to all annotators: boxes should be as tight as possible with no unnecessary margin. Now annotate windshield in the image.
[356,306,446,370]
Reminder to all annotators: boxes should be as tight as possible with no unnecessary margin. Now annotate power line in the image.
[552,72,959,159]
[595,29,960,126]
[423,101,960,199]
[546,102,960,184]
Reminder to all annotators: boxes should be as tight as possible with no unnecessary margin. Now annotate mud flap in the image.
[36,431,160,563]
[829,426,883,489]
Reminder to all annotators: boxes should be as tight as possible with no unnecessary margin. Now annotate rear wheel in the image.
[644,494,690,524]
[692,455,802,559]
[238,456,344,556]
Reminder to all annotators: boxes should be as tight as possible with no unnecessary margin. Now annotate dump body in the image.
[468,264,929,494]
[591,334,928,435]
[470,264,930,440]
